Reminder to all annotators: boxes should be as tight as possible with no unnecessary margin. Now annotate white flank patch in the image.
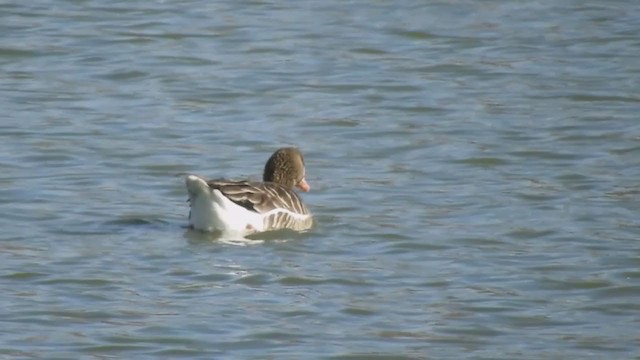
[186,175,263,234]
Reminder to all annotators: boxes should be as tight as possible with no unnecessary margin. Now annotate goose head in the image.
[263,147,310,192]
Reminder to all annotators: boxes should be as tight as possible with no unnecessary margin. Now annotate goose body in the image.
[186,148,313,234]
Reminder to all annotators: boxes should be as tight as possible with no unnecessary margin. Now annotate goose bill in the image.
[297,178,310,192]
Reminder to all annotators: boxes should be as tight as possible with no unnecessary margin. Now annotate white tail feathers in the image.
[185,175,210,196]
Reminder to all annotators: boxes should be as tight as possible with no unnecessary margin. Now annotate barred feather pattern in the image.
[205,179,312,232]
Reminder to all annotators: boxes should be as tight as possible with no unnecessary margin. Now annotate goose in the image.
[185,147,313,234]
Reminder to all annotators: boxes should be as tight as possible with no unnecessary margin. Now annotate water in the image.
[1,0,640,358]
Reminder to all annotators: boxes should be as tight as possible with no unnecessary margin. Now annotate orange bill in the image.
[297,178,310,192]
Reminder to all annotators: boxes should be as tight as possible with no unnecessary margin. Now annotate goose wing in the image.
[207,180,308,215]
[208,180,312,231]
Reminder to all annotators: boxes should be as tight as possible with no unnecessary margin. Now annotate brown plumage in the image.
[263,147,307,190]
[186,147,312,233]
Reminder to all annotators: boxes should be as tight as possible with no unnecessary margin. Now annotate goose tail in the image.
[185,175,210,196]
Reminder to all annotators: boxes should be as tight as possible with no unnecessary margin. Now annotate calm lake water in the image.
[1,0,639,358]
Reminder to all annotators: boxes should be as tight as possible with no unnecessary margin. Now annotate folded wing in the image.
[207,180,312,231]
